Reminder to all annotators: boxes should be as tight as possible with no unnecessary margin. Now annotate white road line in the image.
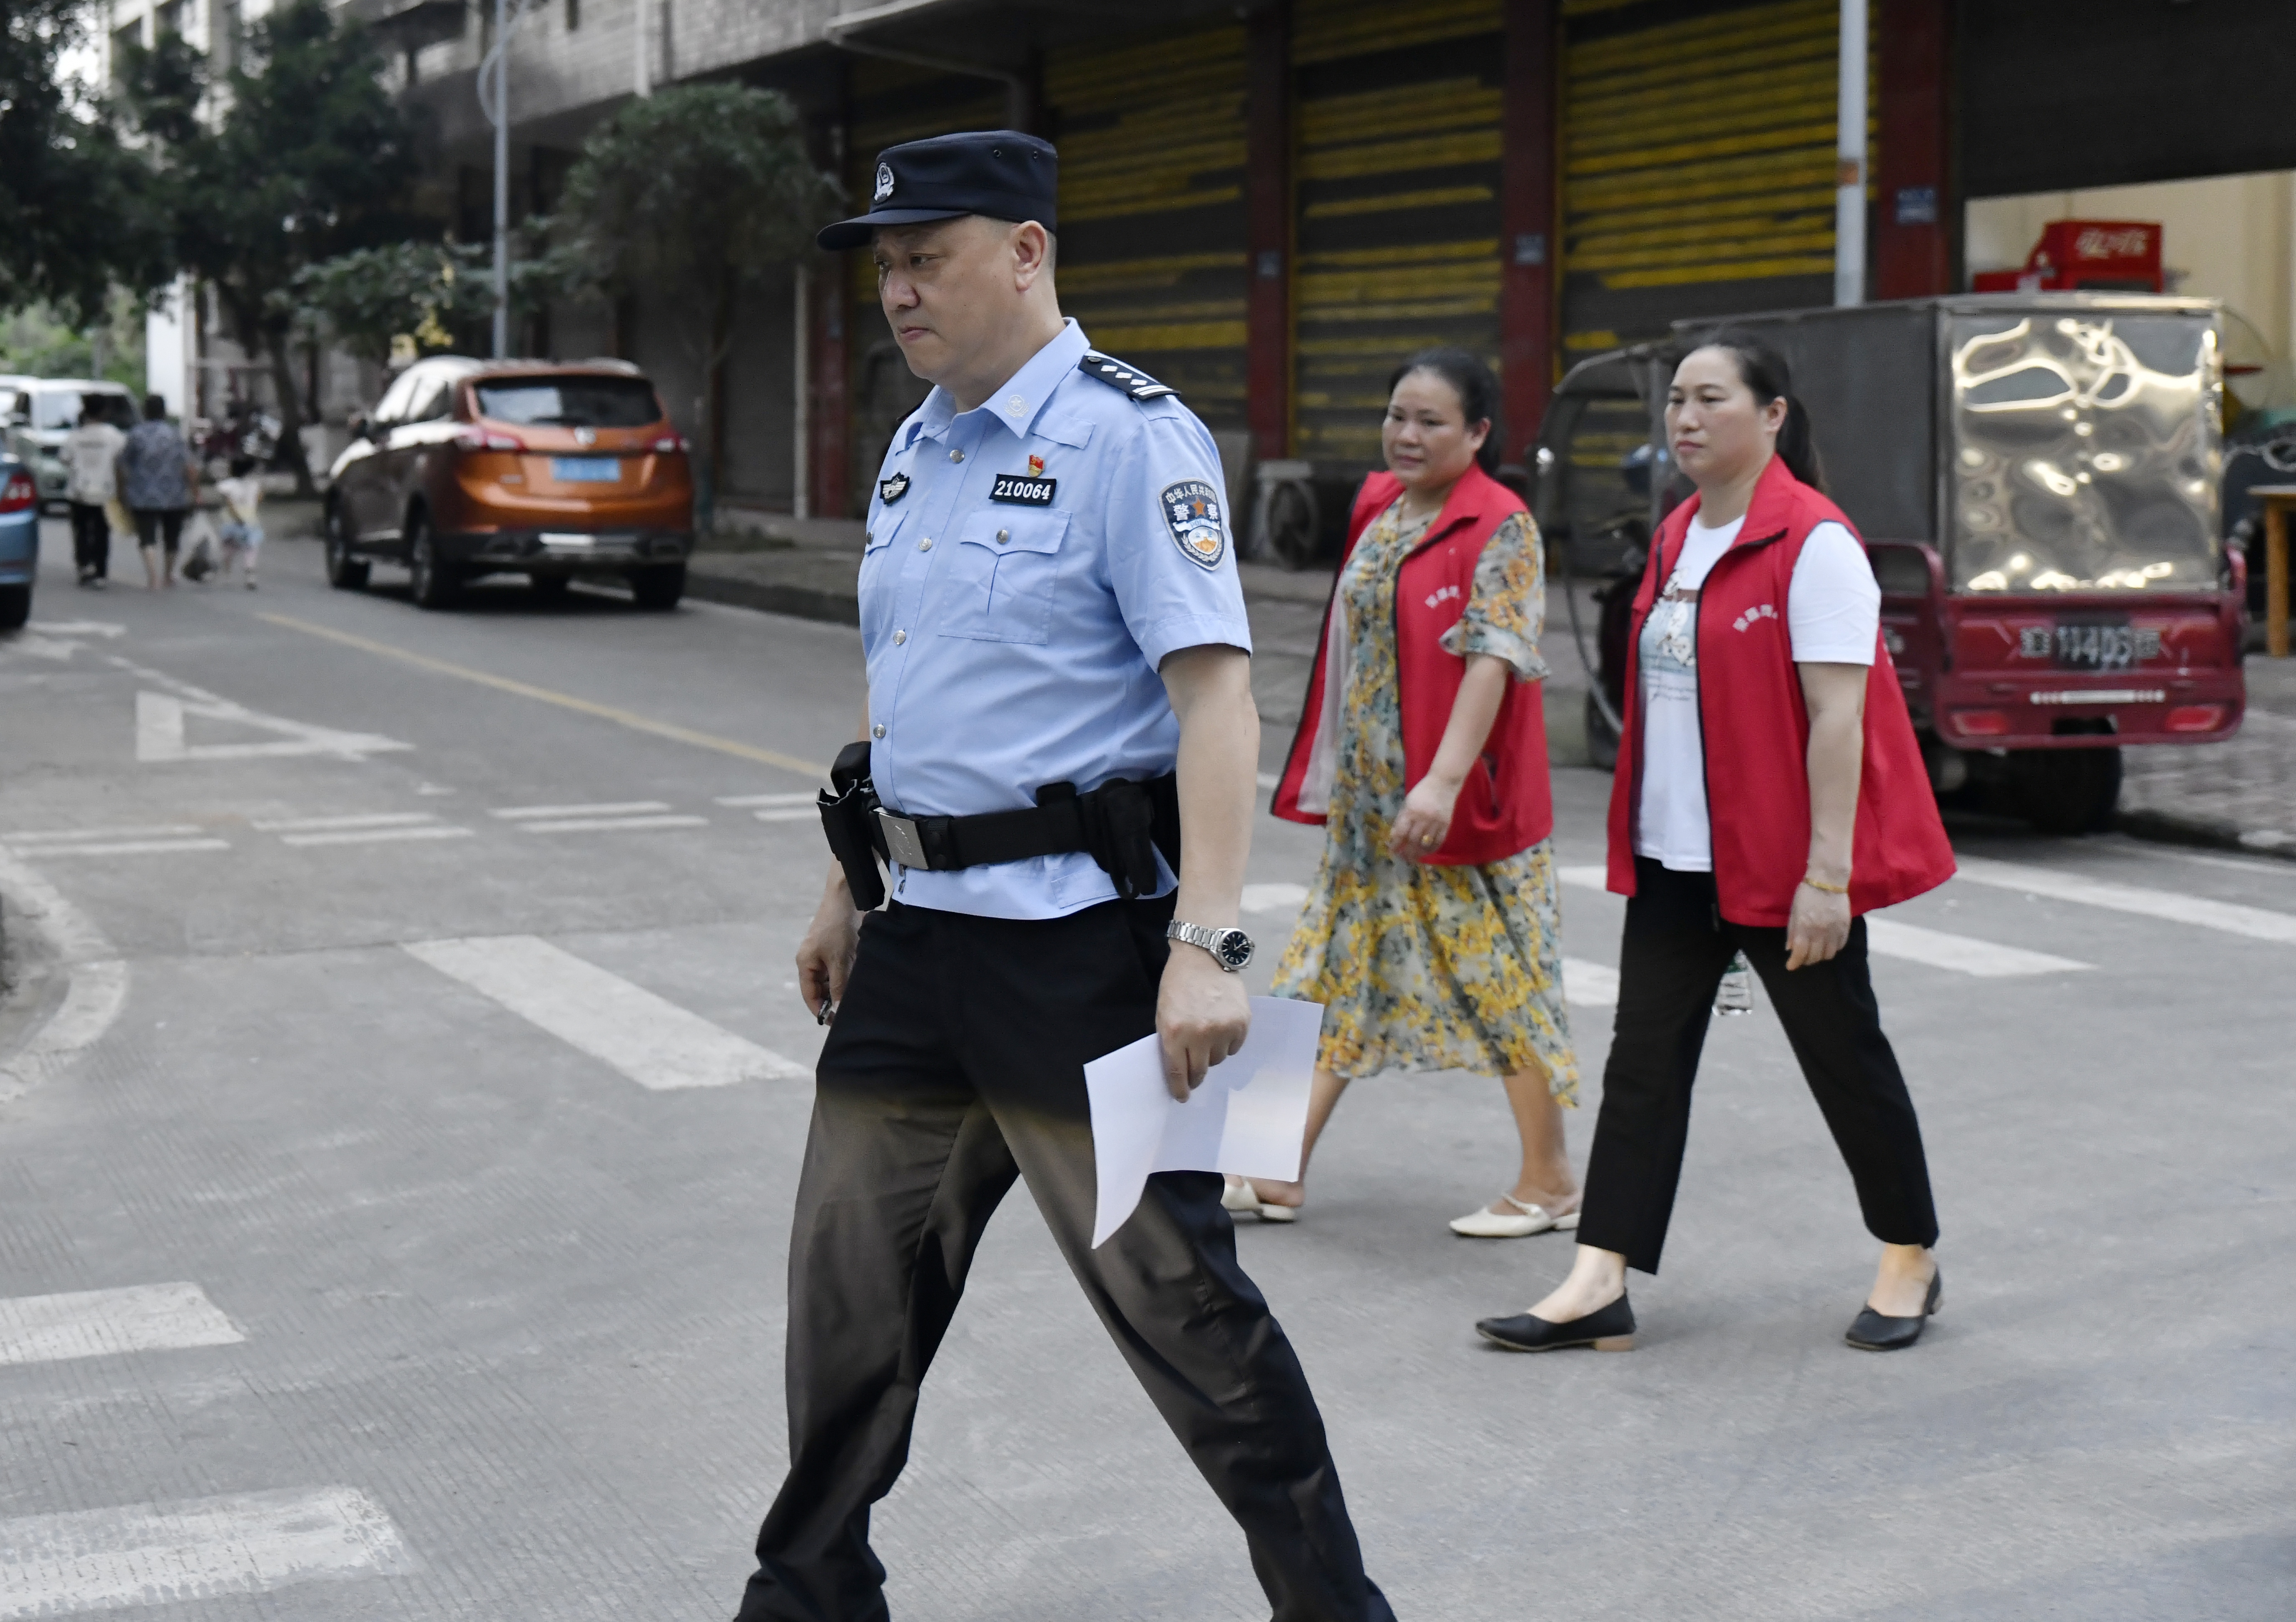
[490,800,671,819]
[2,826,202,845]
[716,792,820,808]
[280,826,475,848]
[510,814,708,834]
[1255,770,1282,789]
[403,935,808,1088]
[0,1283,242,1367]
[1241,882,1308,914]
[19,839,230,857]
[0,1486,411,1617]
[1557,865,2088,976]
[0,852,127,1107]
[252,813,438,833]
[1562,958,1619,1007]
[752,808,816,823]
[1862,917,2089,977]
[1955,855,2296,945]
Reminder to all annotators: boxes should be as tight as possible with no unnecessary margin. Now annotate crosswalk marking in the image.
[15,839,229,857]
[1954,856,2296,946]
[404,934,808,1088]
[1556,866,2088,976]
[510,814,708,834]
[752,808,816,823]
[3,826,202,844]
[0,1486,410,1617]
[1861,917,2089,977]
[1562,958,1618,1006]
[281,825,474,848]
[0,1283,242,1368]
[252,813,438,832]
[491,800,671,819]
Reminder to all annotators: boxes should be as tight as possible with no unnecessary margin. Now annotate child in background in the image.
[215,456,265,589]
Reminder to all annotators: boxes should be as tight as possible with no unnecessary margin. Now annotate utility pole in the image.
[492,0,510,357]
[1834,0,1867,307]
[635,0,650,97]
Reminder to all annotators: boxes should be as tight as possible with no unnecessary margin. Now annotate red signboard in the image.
[1971,219,2163,294]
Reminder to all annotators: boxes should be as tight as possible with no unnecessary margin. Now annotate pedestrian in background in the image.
[1476,329,1955,1357]
[118,394,198,591]
[214,456,265,590]
[60,403,125,588]
[1254,348,1580,1236]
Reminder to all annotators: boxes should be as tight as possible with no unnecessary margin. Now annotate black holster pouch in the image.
[1036,773,1181,901]
[817,739,887,910]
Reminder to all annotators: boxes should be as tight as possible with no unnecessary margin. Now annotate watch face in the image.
[1214,928,1255,971]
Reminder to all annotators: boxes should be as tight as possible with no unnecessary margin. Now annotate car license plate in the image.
[2048,616,2137,671]
[551,456,620,483]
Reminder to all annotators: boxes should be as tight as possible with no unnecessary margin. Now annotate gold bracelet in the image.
[1801,874,1849,895]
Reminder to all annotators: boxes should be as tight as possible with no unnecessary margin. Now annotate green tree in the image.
[553,84,841,521]
[0,0,173,322]
[128,0,419,495]
[292,242,494,366]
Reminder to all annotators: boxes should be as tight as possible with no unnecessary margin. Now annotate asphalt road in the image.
[0,519,2288,1621]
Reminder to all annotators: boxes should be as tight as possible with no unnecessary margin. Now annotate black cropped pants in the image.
[68,501,109,578]
[1577,859,1940,1275]
[737,896,1393,1622]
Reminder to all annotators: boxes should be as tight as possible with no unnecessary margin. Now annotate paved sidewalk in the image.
[2119,655,2296,857]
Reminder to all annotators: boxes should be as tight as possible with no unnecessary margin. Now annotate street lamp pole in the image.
[492,0,510,358]
[1834,0,1866,307]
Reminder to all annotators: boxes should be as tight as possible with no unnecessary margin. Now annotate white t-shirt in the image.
[1633,514,1880,872]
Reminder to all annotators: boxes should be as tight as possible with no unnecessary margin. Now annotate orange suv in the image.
[325,357,695,610]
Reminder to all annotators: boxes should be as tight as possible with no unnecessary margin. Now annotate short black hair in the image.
[229,455,256,477]
[142,393,165,420]
[1386,346,1504,473]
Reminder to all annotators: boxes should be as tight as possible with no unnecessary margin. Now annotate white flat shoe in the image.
[1222,1176,1299,1224]
[1448,1194,1580,1238]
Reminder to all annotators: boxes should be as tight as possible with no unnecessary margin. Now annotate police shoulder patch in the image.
[1079,350,1179,402]
[1160,480,1227,571]
[879,471,910,504]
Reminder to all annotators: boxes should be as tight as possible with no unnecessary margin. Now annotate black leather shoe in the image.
[1844,1267,1941,1351]
[1475,1294,1635,1352]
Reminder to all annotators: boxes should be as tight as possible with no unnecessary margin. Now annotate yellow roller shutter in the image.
[1560,0,1867,358]
[1044,24,1251,432]
[1291,0,1506,470]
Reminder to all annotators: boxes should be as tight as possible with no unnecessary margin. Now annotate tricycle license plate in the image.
[2050,616,2136,671]
[551,456,620,483]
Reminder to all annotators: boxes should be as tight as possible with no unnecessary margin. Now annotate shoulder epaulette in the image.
[1078,350,1179,402]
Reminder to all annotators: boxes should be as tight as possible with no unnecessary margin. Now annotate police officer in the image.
[734,132,1397,1622]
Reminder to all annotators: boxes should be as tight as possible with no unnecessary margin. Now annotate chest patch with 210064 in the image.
[991,474,1057,506]
[1161,480,1226,570]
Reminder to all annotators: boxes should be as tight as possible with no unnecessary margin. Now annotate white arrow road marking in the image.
[0,1283,242,1368]
[1953,855,2296,946]
[0,1486,411,1617]
[404,935,808,1089]
[26,621,125,637]
[0,851,127,1106]
[135,692,409,763]
[1556,866,2091,977]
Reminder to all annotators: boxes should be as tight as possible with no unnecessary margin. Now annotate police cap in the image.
[816,130,1058,252]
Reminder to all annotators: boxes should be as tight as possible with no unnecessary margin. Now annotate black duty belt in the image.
[817,740,1179,911]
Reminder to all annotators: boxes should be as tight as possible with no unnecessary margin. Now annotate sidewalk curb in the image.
[2117,806,2296,863]
[685,569,859,627]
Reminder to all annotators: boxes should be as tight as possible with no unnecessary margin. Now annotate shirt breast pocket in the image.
[939,509,1072,645]
[858,509,903,646]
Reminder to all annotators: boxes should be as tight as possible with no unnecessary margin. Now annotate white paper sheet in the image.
[1085,997,1325,1248]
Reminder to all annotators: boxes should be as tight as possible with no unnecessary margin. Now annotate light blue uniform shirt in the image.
[859,318,1252,920]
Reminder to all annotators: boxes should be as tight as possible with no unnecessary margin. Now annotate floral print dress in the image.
[1272,500,1579,1100]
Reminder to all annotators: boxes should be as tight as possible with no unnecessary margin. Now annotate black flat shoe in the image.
[1475,1294,1635,1352]
[1844,1268,1941,1351]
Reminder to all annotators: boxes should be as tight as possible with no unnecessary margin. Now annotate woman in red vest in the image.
[1251,348,1580,1232]
[1474,331,1956,1355]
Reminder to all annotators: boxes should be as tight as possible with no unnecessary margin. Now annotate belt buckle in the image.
[875,808,930,870]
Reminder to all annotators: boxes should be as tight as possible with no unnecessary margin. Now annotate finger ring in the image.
[1419,834,1435,847]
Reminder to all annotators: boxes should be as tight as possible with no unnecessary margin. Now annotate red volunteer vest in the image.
[1603,455,1956,925]
[1273,464,1553,864]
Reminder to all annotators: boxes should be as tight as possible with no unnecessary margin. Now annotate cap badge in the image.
[874,162,895,204]
[1160,480,1227,571]
[1027,454,1044,476]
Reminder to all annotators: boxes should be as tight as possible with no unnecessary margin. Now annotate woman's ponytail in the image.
[1689,325,1826,493]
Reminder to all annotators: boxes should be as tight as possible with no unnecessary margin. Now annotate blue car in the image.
[0,454,38,628]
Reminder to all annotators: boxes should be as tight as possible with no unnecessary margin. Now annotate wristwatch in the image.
[1166,920,1255,972]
